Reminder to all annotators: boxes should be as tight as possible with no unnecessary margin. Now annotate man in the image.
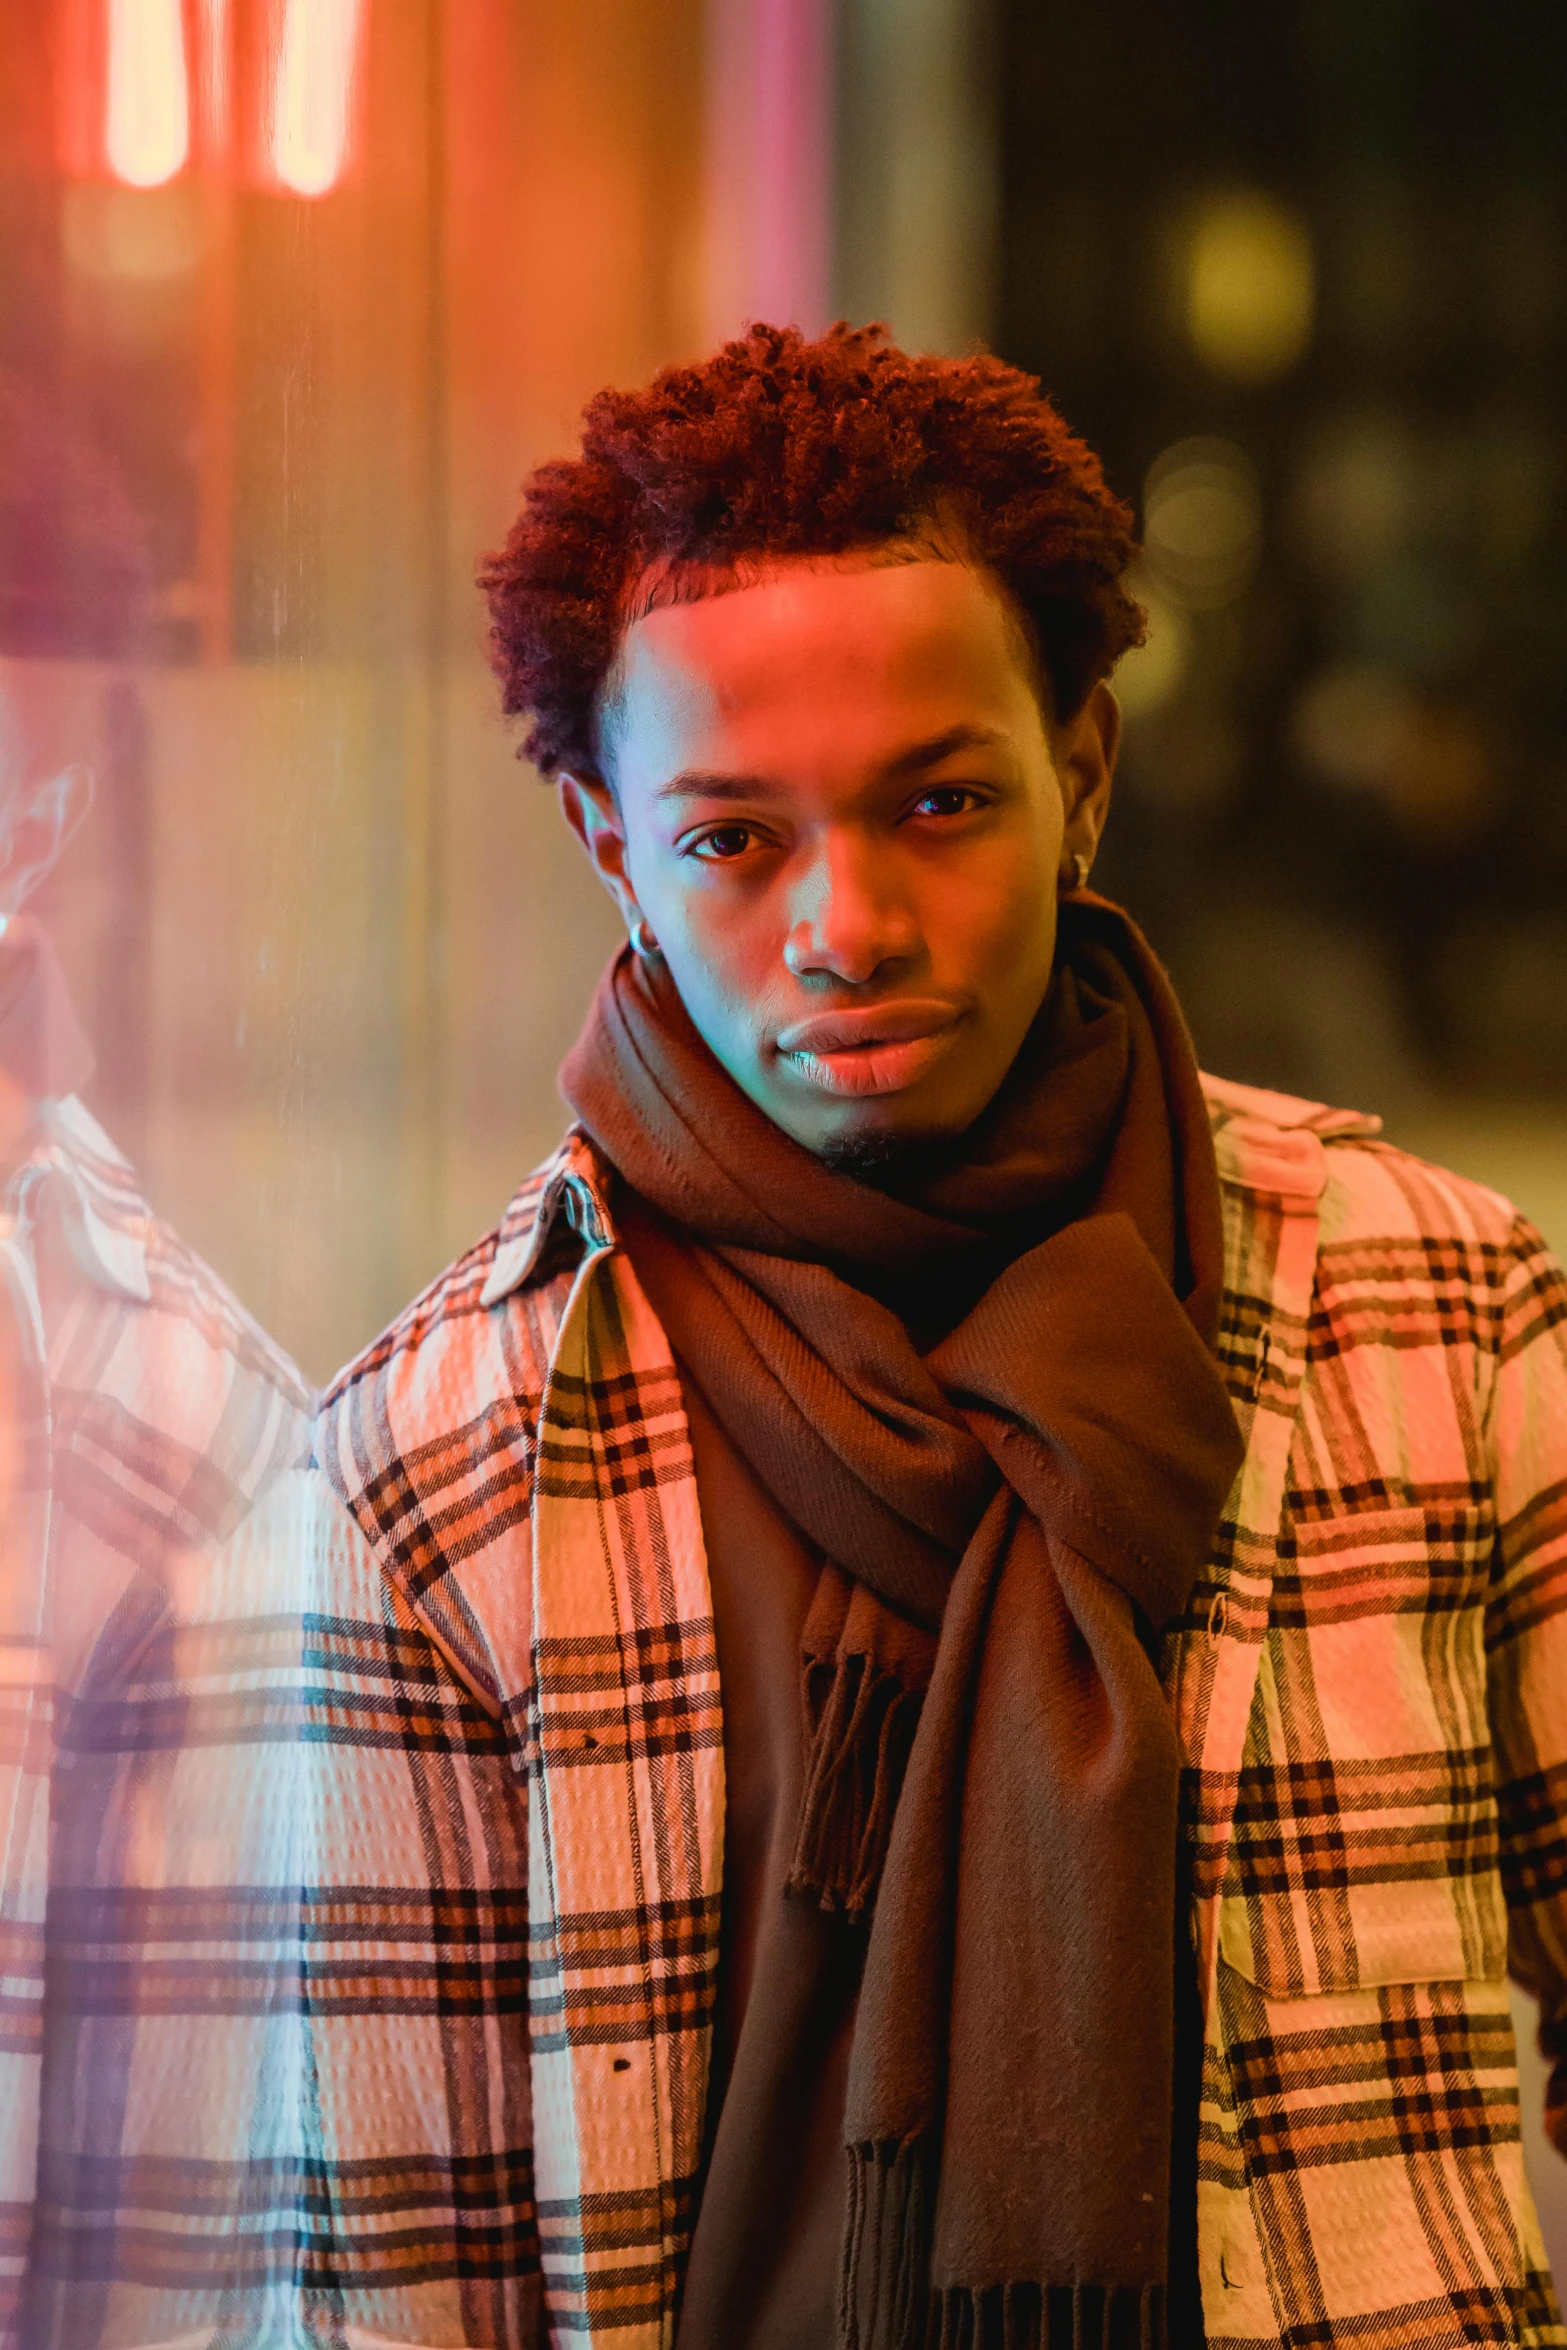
[305,324,1567,2350]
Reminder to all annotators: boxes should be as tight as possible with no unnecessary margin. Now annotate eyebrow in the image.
[655,770,772,803]
[654,725,1013,802]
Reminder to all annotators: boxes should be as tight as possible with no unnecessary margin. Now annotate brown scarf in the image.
[561,895,1243,2350]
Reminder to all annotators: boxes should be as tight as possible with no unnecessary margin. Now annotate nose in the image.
[782,829,920,985]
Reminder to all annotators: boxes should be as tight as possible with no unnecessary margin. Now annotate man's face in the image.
[562,554,1117,1160]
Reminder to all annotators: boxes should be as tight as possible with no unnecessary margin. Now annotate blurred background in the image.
[1,0,1564,2268]
[6,0,1566,1366]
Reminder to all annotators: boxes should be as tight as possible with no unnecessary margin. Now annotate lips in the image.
[775,999,960,1056]
[774,999,962,1097]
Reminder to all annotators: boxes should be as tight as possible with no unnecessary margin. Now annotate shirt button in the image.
[1207,1591,1229,1645]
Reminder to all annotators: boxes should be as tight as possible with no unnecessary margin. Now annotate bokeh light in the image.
[1289,663,1494,847]
[1289,661,1419,793]
[1180,189,1315,385]
[1142,438,1262,611]
[1112,572,1192,718]
[1289,415,1417,585]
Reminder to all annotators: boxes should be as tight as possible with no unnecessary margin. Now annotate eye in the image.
[687,822,757,861]
[909,785,983,820]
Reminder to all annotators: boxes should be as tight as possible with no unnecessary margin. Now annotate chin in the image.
[807,1102,971,1184]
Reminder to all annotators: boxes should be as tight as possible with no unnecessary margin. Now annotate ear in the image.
[557,771,646,935]
[1054,679,1119,872]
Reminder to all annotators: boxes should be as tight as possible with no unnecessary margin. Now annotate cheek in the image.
[651,873,774,991]
[647,885,779,1063]
[656,935,779,1102]
[629,832,784,977]
[934,834,1059,984]
[621,835,788,1078]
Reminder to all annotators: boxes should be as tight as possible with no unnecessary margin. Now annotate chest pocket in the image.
[1218,1497,1509,1996]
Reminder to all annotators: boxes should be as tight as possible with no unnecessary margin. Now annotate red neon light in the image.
[105,0,190,186]
[271,0,362,196]
[54,0,367,197]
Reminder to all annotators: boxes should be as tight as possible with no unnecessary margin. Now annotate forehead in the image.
[602,556,1045,784]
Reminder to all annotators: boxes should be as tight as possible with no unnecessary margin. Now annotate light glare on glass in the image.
[106,0,191,188]
[273,0,363,197]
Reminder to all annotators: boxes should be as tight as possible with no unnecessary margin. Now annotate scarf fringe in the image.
[926,2285,1164,2350]
[842,2143,1165,2350]
[787,1654,922,1920]
[842,2140,932,2350]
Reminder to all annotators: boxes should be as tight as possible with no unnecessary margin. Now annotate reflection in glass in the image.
[105,0,190,189]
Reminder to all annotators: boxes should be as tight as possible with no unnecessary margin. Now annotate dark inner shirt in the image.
[672,1367,866,2350]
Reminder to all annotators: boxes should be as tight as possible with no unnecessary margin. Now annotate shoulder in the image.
[1202,1075,1565,1373]
[1203,1071,1528,1251]
[312,1131,600,1534]
[28,1094,313,1463]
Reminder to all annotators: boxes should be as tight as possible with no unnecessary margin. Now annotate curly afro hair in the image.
[479,321,1144,778]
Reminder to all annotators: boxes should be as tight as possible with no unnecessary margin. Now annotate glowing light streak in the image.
[105,0,191,187]
[272,0,362,197]
[200,0,232,163]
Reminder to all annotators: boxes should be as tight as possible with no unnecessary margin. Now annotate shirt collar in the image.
[1202,1073,1380,1204]
[3,1094,152,1303]
[479,1127,619,1308]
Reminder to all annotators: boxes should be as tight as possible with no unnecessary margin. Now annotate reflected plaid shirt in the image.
[13,1077,1567,2349]
[0,1099,312,2350]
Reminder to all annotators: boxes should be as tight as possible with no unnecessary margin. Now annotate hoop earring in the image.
[1063,853,1090,894]
[629,917,659,959]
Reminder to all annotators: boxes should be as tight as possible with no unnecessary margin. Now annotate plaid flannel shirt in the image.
[0,1098,313,2350]
[14,1074,1567,2349]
